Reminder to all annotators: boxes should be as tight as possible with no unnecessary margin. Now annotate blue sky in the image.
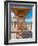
[25,9,32,23]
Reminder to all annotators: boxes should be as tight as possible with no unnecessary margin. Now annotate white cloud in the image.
[25,19,32,23]
[11,12,15,17]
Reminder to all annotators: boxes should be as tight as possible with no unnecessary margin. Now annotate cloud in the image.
[25,19,32,23]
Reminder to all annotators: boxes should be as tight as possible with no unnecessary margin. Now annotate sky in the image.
[25,9,32,23]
